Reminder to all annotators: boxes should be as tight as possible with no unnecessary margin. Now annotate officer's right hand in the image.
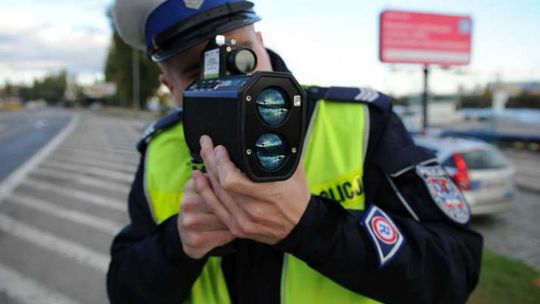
[177,178,235,259]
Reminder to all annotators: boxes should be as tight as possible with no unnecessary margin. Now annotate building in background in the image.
[82,82,117,106]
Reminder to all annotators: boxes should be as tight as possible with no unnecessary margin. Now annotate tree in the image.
[104,7,161,109]
[33,71,67,104]
[507,93,540,109]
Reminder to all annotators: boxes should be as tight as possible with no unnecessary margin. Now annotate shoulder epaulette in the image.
[322,86,390,111]
[137,108,183,153]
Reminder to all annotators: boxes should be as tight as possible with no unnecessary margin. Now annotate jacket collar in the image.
[267,48,291,73]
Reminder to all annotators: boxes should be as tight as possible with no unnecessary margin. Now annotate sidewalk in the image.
[0,111,142,303]
[93,106,163,121]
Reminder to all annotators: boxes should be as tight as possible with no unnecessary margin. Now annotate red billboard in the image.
[379,10,472,65]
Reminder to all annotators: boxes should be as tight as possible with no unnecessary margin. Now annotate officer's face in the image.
[159,25,272,107]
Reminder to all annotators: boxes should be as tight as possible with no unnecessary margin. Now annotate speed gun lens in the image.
[256,88,289,126]
[255,133,287,170]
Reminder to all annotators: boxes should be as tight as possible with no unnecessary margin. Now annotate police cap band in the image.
[113,0,261,62]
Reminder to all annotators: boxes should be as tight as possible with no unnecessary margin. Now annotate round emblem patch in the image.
[416,165,471,225]
[372,216,398,244]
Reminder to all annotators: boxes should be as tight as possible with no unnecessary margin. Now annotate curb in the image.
[516,182,540,194]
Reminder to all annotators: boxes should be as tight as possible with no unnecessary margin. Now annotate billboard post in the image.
[379,10,472,131]
[422,65,429,132]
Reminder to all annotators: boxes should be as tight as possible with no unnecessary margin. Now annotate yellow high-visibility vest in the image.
[144,99,379,304]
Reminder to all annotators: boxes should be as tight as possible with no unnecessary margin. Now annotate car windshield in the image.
[447,149,509,170]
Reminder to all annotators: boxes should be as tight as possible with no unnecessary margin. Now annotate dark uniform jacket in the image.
[107,50,483,304]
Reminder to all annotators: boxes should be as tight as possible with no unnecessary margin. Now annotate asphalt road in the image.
[0,109,537,303]
[472,189,540,270]
[0,109,71,182]
[0,110,145,304]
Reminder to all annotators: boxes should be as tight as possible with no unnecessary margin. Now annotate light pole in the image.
[422,64,430,133]
[132,48,140,111]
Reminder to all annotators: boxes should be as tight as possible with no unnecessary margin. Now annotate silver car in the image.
[413,136,515,215]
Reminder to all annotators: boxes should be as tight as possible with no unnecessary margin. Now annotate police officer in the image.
[108,1,483,303]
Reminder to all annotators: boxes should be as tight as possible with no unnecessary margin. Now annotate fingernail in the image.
[215,145,225,156]
[216,146,228,157]
[199,135,208,147]
[192,172,200,188]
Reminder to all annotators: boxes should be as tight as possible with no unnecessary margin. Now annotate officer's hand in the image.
[195,135,310,245]
[178,178,235,259]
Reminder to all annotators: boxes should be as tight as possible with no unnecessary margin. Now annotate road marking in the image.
[0,213,109,273]
[40,160,134,184]
[64,139,137,150]
[0,262,80,304]
[56,144,139,158]
[22,178,127,212]
[52,148,139,167]
[47,154,137,175]
[0,114,79,205]
[31,167,130,195]
[34,120,47,130]
[9,193,123,235]
[60,142,137,154]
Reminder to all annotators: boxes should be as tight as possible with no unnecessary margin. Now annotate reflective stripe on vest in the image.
[144,123,231,304]
[144,100,378,303]
[281,100,379,304]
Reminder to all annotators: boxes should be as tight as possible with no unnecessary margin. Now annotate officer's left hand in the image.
[194,135,311,245]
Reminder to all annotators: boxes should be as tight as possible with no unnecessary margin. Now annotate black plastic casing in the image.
[183,71,306,182]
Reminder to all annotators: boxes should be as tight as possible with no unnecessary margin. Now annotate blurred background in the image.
[0,0,539,303]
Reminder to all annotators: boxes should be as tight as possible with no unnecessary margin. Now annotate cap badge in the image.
[184,0,205,10]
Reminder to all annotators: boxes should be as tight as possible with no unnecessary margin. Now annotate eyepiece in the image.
[228,48,257,74]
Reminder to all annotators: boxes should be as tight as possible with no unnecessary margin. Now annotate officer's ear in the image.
[159,73,185,106]
[159,74,175,95]
[253,31,272,72]
[255,31,265,47]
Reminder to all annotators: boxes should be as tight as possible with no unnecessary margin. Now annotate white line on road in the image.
[52,148,139,167]
[0,262,80,304]
[56,144,139,158]
[22,178,127,212]
[0,114,79,205]
[32,167,130,195]
[47,154,137,175]
[0,213,109,273]
[60,142,137,154]
[34,120,47,130]
[40,160,134,184]
[9,193,123,235]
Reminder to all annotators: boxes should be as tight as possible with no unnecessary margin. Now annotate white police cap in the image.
[113,0,260,62]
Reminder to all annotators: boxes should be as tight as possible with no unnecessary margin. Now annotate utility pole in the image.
[422,64,429,133]
[132,48,140,111]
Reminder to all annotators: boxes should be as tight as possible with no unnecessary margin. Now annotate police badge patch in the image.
[362,205,405,268]
[416,165,471,225]
[184,0,205,10]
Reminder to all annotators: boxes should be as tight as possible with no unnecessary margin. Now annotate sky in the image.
[1,0,539,96]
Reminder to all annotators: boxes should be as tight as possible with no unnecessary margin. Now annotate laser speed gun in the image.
[183,35,306,182]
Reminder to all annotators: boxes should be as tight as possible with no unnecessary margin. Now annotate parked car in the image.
[413,136,515,216]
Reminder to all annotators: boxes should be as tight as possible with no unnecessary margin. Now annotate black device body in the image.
[183,36,306,182]
[183,72,306,182]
